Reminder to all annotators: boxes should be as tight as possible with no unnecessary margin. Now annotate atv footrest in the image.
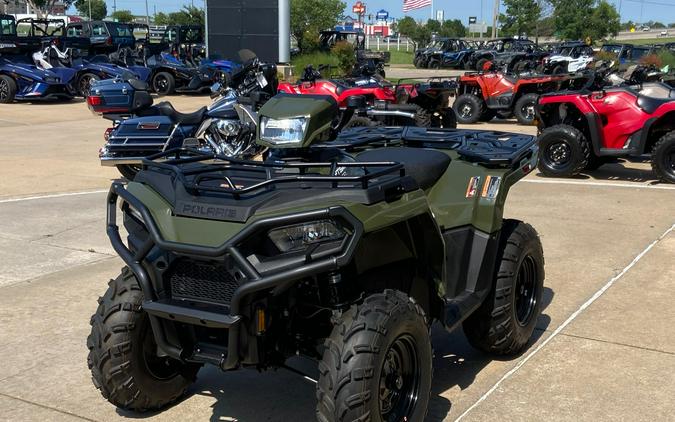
[143,299,241,329]
[187,343,229,366]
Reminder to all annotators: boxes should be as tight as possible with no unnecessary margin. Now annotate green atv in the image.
[87,94,545,421]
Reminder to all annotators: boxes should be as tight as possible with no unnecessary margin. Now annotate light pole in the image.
[88,0,91,20]
[278,0,290,63]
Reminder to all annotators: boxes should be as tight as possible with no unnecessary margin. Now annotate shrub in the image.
[331,41,356,76]
[640,54,663,68]
[657,50,675,69]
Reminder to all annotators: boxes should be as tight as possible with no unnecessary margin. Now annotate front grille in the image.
[168,260,241,305]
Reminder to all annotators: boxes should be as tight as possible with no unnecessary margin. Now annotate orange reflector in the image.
[257,308,266,335]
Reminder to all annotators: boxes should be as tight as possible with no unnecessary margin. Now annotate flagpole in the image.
[431,0,434,19]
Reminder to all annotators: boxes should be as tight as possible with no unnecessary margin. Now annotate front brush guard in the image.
[106,182,363,369]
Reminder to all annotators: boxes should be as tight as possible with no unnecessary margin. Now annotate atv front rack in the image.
[142,148,407,197]
[323,126,538,167]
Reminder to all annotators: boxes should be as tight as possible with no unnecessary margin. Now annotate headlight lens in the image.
[260,117,308,145]
[268,220,345,253]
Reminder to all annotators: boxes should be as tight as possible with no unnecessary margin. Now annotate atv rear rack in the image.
[142,148,407,197]
[323,126,538,167]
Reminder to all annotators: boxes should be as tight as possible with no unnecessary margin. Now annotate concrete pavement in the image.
[0,96,674,421]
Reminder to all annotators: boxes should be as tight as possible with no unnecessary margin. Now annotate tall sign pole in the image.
[279,0,290,63]
[491,0,499,38]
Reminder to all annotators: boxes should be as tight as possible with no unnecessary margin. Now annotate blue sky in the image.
[78,1,674,25]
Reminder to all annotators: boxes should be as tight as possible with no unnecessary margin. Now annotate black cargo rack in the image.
[321,126,537,167]
[142,148,406,198]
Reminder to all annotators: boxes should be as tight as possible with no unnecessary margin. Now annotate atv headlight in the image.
[268,220,345,253]
[260,117,308,146]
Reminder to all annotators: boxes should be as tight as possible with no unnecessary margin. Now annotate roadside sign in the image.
[376,9,389,20]
[436,10,444,21]
[469,23,488,33]
[353,1,366,14]
[469,16,477,24]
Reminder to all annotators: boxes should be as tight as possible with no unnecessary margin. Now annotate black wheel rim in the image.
[154,75,169,93]
[379,334,420,421]
[0,79,8,100]
[458,102,475,119]
[141,320,182,380]
[663,144,675,179]
[544,140,572,169]
[515,255,538,326]
[79,75,96,96]
[521,102,536,121]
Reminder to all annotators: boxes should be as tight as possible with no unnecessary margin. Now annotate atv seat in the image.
[356,147,451,190]
[154,102,207,125]
[636,83,675,114]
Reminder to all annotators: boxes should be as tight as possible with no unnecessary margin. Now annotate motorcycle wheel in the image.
[153,72,176,95]
[0,75,17,103]
[78,73,100,97]
[116,165,141,180]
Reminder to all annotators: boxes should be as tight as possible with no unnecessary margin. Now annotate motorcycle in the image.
[88,50,277,179]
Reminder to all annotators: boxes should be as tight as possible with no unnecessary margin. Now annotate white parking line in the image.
[522,179,675,190]
[455,222,675,421]
[0,190,108,204]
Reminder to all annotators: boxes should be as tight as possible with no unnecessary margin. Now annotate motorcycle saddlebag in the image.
[88,78,153,115]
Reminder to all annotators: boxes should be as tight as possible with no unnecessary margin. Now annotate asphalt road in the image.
[0,96,674,422]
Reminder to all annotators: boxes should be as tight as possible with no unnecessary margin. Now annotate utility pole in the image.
[278,0,290,63]
[491,0,499,38]
[88,0,91,20]
[113,0,116,14]
[145,0,149,25]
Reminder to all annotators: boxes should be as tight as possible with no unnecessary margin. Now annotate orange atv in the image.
[453,70,572,125]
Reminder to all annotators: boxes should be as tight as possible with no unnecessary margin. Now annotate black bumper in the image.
[106,182,363,369]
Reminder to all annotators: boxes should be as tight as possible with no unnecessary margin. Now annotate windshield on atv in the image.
[0,17,16,36]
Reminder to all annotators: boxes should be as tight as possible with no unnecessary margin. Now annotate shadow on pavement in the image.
[118,287,554,422]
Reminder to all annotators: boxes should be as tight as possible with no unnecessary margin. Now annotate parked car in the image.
[65,20,135,55]
[422,38,476,69]
[467,37,548,72]
[542,41,595,74]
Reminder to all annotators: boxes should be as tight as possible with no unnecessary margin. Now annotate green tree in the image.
[587,0,620,41]
[168,5,205,26]
[440,19,466,37]
[111,10,134,23]
[426,18,441,33]
[500,0,541,37]
[154,12,169,26]
[74,0,107,20]
[552,0,594,39]
[396,16,418,40]
[291,0,345,52]
[25,0,75,18]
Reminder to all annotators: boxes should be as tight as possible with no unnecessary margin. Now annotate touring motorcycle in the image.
[88,50,277,179]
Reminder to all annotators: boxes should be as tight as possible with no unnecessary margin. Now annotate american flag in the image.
[403,0,432,12]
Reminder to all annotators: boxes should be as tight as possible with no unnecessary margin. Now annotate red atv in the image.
[277,65,457,128]
[537,82,675,183]
[453,70,571,125]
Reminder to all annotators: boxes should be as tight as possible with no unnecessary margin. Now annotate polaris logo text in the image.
[177,201,239,220]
